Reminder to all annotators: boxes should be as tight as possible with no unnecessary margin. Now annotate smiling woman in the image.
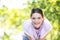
[23,8,52,40]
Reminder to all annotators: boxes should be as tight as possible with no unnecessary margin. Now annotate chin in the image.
[34,26,40,30]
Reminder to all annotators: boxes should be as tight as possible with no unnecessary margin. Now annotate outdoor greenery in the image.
[0,0,60,40]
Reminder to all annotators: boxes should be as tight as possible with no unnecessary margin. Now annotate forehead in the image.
[31,13,42,17]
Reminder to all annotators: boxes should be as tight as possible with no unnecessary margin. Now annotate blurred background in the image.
[0,0,60,40]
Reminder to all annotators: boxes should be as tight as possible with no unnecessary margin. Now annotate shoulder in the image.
[23,19,34,38]
[42,18,52,29]
[40,18,52,39]
[23,19,32,29]
[44,18,52,27]
[23,19,32,26]
[23,19,31,24]
[44,18,50,23]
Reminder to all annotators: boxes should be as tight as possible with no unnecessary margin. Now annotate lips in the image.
[34,23,40,25]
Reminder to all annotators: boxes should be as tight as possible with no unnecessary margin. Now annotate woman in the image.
[23,8,52,40]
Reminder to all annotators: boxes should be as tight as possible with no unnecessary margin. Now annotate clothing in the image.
[23,36,28,40]
[23,18,52,40]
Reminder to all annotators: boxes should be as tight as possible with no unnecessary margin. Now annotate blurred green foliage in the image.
[0,0,60,40]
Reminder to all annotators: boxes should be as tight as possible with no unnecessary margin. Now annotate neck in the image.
[34,27,40,30]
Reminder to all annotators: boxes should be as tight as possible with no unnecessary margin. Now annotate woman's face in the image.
[31,13,44,29]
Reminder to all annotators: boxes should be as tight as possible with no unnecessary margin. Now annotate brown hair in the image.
[31,8,43,17]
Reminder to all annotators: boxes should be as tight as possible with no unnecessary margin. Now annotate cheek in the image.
[38,19,43,23]
[31,19,35,23]
[31,19,43,23]
[39,19,43,23]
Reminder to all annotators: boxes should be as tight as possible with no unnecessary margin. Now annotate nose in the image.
[35,19,38,23]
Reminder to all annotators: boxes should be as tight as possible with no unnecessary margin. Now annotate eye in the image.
[38,17,40,19]
[32,17,35,19]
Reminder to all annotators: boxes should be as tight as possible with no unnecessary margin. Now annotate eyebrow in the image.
[32,17,41,19]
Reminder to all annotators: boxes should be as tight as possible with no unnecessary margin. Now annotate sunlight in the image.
[0,0,28,9]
